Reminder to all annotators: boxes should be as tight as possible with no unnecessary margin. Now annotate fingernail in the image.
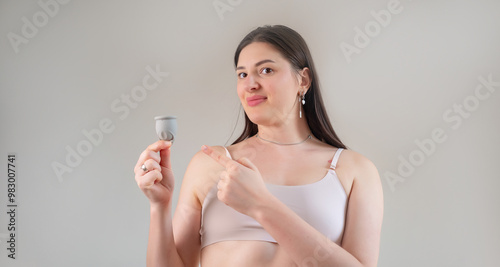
[201,145,208,151]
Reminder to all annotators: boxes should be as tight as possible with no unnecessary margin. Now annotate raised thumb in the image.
[237,157,259,172]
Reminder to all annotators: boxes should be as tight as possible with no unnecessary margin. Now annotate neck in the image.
[256,117,311,144]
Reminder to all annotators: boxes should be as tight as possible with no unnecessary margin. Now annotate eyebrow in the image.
[236,59,276,70]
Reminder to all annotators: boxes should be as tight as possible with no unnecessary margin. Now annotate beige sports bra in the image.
[199,147,347,248]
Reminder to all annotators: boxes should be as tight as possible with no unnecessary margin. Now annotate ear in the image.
[298,67,311,94]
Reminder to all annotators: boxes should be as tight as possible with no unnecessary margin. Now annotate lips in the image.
[246,95,267,107]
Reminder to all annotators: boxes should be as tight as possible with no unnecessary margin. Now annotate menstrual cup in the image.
[154,116,177,142]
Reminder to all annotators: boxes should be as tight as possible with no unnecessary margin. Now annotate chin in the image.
[246,112,276,127]
[246,112,266,125]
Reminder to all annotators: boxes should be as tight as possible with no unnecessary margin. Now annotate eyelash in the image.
[261,67,273,74]
[237,67,273,79]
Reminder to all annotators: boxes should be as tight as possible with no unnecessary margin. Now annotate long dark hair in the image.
[231,25,347,149]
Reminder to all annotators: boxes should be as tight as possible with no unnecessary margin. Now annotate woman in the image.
[134,25,383,267]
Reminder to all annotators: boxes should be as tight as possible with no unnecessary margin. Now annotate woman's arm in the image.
[201,145,383,267]
[147,202,184,267]
[253,150,383,267]
[167,150,220,267]
[136,142,210,267]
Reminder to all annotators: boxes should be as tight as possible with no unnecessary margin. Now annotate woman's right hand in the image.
[134,140,174,207]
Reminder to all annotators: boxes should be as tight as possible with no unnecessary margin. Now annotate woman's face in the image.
[236,42,306,127]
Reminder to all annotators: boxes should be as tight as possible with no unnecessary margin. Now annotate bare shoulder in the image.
[340,149,378,173]
[337,149,381,187]
[184,146,227,204]
[188,146,227,165]
[186,145,228,171]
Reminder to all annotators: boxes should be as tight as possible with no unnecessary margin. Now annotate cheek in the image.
[270,76,298,105]
[236,82,245,99]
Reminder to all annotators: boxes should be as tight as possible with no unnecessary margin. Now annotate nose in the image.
[245,73,260,91]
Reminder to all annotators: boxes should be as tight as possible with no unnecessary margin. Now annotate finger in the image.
[136,169,162,189]
[219,170,229,183]
[159,144,171,169]
[147,140,172,152]
[134,141,172,172]
[216,183,228,204]
[217,179,222,190]
[201,145,233,168]
[143,159,161,173]
[148,140,172,169]
[134,150,161,172]
[237,157,260,172]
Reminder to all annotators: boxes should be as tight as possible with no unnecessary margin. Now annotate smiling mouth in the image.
[247,97,267,107]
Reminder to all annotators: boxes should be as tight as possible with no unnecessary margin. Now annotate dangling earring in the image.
[299,92,305,118]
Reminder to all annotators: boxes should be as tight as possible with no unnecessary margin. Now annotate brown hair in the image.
[231,25,347,149]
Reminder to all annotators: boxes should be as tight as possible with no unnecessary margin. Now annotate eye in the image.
[261,67,273,74]
[237,72,247,79]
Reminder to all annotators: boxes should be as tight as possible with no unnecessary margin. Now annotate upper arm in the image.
[341,152,384,267]
[171,149,221,267]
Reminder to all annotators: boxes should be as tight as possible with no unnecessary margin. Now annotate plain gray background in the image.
[1,0,499,266]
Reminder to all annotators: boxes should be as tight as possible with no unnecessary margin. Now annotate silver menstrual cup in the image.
[154,116,177,142]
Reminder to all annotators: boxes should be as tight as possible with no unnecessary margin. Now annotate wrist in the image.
[251,192,279,222]
[150,200,172,214]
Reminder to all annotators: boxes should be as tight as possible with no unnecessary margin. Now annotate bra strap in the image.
[330,148,344,169]
[223,146,232,159]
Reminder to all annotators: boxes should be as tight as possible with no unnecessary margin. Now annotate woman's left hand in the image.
[201,145,270,217]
